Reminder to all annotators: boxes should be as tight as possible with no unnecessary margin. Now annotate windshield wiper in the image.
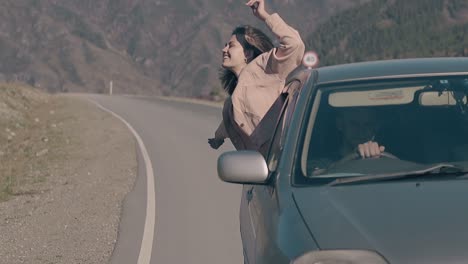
[329,163,468,186]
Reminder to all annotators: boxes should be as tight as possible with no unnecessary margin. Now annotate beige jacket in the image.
[215,13,305,140]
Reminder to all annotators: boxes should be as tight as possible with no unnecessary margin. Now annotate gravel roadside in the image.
[0,90,137,264]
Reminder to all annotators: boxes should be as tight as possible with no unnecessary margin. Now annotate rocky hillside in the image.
[307,0,468,66]
[0,0,368,98]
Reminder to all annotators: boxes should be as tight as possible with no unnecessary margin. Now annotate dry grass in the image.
[0,87,138,263]
[0,83,65,201]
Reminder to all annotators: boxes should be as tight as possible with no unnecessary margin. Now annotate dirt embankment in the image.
[0,83,137,264]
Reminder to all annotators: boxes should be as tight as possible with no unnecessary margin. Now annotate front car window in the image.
[301,76,468,180]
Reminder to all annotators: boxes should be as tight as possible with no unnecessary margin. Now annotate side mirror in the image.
[217,151,269,184]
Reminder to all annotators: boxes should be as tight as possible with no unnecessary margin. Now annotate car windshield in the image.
[301,76,468,179]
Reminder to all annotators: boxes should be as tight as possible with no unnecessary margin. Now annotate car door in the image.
[246,91,302,263]
[240,93,290,264]
[253,85,301,263]
[241,69,311,264]
[240,183,256,263]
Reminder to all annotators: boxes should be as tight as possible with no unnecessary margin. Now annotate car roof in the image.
[315,57,468,85]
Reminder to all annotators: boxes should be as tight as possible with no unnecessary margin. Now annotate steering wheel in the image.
[337,151,399,164]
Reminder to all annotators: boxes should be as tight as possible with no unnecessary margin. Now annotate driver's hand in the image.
[357,141,385,158]
[208,138,225,149]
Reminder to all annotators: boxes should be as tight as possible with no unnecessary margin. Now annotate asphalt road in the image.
[86,94,243,264]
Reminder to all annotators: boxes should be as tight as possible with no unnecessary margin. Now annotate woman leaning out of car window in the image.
[208,0,306,150]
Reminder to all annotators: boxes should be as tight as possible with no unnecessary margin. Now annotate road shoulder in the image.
[0,93,137,264]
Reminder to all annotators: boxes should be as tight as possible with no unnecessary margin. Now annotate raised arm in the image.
[246,0,305,79]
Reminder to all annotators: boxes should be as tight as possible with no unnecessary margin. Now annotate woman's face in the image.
[222,34,247,70]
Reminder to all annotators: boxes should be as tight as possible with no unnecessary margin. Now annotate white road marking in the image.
[89,99,156,264]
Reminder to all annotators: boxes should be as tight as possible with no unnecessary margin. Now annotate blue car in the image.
[218,57,468,264]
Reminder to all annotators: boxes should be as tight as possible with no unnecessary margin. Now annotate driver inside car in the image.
[308,107,387,175]
[336,107,386,161]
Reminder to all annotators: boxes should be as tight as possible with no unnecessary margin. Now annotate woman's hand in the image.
[208,138,225,149]
[246,0,270,21]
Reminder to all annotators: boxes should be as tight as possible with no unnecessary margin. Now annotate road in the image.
[86,94,243,264]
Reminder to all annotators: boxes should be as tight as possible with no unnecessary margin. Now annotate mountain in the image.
[0,0,368,98]
[307,0,468,66]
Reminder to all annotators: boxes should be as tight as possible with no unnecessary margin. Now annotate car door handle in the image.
[246,187,254,203]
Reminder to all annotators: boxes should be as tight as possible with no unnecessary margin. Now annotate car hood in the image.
[293,179,468,264]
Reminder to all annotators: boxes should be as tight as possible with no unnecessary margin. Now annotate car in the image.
[217,57,468,264]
